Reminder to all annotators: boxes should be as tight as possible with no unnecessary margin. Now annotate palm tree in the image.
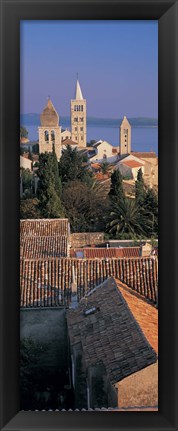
[107,197,151,237]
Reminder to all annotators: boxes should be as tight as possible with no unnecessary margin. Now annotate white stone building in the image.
[89,140,119,163]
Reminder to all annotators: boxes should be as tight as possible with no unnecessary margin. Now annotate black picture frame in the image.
[0,0,178,430]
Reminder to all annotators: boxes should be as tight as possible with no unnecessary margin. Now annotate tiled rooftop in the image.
[21,236,68,259]
[116,280,158,353]
[67,278,157,385]
[20,219,69,238]
[122,160,144,168]
[70,247,140,259]
[20,256,158,307]
[131,151,157,158]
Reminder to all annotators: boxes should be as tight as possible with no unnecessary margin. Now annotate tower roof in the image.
[75,79,84,100]
[121,115,131,128]
[40,98,59,127]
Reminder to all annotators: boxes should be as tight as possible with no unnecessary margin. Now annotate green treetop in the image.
[59,144,92,185]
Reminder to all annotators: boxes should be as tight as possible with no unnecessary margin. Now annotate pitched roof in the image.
[75,79,84,100]
[120,115,131,128]
[21,236,68,259]
[62,138,78,146]
[122,160,144,168]
[20,256,158,308]
[67,278,157,384]
[131,151,157,158]
[116,281,158,354]
[40,98,59,127]
[20,219,69,238]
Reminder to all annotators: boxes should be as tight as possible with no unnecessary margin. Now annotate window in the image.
[51,130,55,142]
[80,117,83,122]
[103,154,107,159]
[81,136,83,140]
[75,136,77,140]
[81,105,83,112]
[74,105,76,111]
[83,306,99,316]
[44,130,49,142]
[74,118,78,122]
[75,127,77,131]
[80,127,83,131]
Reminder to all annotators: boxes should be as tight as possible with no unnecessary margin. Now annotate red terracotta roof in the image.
[70,247,140,259]
[131,151,157,158]
[122,160,144,168]
[116,280,158,354]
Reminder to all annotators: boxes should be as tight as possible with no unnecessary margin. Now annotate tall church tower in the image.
[38,98,61,160]
[71,79,86,147]
[119,115,131,156]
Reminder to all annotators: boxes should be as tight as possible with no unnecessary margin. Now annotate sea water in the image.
[23,124,158,155]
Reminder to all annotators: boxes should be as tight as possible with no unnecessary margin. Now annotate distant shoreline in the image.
[20,114,158,128]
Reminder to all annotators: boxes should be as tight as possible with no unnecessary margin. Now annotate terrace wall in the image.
[70,233,104,248]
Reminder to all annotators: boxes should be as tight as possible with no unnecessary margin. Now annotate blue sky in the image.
[20,20,158,118]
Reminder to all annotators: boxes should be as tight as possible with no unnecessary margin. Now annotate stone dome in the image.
[40,98,59,127]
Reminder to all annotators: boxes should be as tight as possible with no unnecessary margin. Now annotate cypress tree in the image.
[108,169,125,202]
[135,168,146,207]
[144,187,158,236]
[37,152,63,218]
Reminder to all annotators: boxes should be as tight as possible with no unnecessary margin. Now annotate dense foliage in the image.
[20,146,158,240]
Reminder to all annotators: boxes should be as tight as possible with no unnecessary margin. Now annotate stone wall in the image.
[70,232,104,248]
[20,257,158,307]
[117,362,158,408]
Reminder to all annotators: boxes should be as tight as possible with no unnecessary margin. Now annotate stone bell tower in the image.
[120,115,131,156]
[38,97,61,160]
[71,79,86,147]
